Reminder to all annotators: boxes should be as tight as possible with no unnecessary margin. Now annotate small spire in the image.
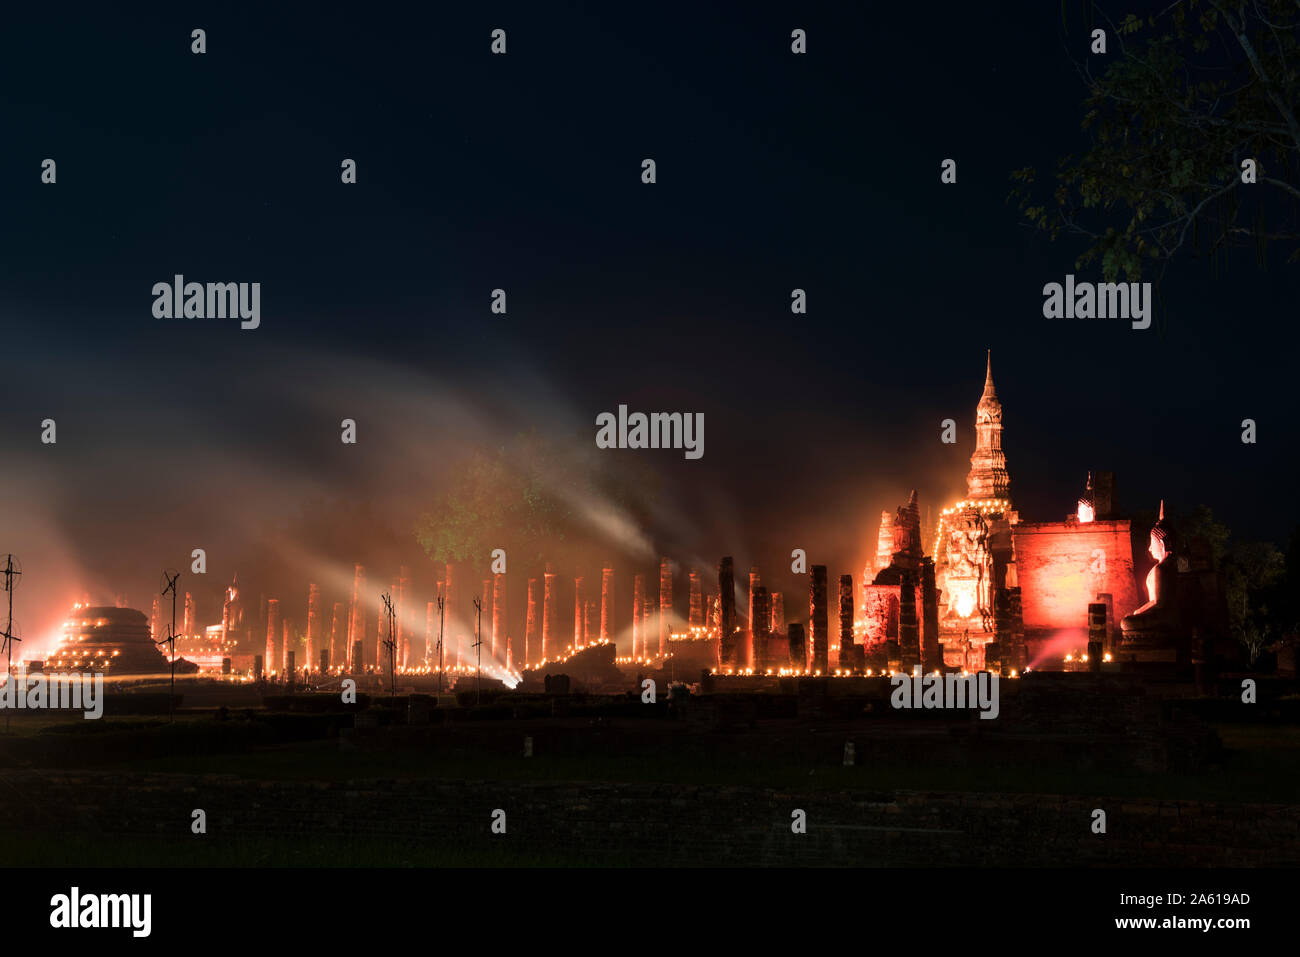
[980,350,998,401]
[1158,499,1165,521]
[908,489,918,506]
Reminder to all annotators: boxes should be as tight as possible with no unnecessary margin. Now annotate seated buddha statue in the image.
[1120,502,1180,650]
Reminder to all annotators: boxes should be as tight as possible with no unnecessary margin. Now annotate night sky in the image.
[2,2,1295,648]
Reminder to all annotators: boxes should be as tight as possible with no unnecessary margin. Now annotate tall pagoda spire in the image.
[966,351,1011,501]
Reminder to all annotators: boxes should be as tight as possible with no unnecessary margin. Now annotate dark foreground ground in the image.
[0,678,1296,866]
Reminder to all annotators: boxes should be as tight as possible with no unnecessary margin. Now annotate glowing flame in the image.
[954,592,976,618]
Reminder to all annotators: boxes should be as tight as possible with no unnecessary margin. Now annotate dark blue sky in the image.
[1,1,1295,643]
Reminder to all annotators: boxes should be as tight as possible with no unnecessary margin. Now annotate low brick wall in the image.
[3,771,1294,867]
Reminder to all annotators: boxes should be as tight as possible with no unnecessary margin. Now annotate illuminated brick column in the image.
[642,600,653,656]
[1087,602,1106,673]
[688,569,703,628]
[265,598,281,675]
[747,568,761,670]
[771,591,785,636]
[920,558,942,673]
[989,588,1009,675]
[306,584,322,670]
[632,574,645,658]
[150,596,161,642]
[347,564,366,669]
[183,592,195,637]
[658,558,672,655]
[542,564,557,662]
[366,598,377,670]
[492,574,505,661]
[600,567,614,647]
[838,574,855,670]
[283,620,293,675]
[1008,587,1026,673]
[404,596,423,667]
[809,565,829,674]
[525,577,539,667]
[574,576,586,649]
[444,562,460,668]
[480,576,491,660]
[752,586,770,672]
[898,570,920,672]
[718,557,736,668]
[397,566,410,668]
[1096,592,1116,659]
[330,601,346,671]
[788,622,806,670]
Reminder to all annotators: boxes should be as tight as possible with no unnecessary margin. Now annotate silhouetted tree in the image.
[1012,1,1300,280]
[1224,540,1286,663]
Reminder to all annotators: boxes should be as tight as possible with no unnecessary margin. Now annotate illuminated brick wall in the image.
[1011,519,1140,634]
[861,585,899,648]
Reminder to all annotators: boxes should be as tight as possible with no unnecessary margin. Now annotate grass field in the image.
[2,711,1296,867]
[2,711,1296,803]
[0,830,591,867]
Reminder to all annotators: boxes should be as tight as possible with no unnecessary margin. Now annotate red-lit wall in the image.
[861,585,899,647]
[1011,519,1140,633]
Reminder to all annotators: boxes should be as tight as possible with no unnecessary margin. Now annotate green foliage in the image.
[1010,0,1300,280]
[416,434,562,570]
[1224,540,1286,663]
[1172,504,1231,564]
[414,430,658,574]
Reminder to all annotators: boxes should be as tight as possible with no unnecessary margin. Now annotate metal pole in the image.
[170,578,177,722]
[437,596,445,694]
[4,556,13,734]
[381,594,396,698]
[473,597,483,705]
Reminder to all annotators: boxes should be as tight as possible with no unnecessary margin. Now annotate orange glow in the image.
[954,591,976,619]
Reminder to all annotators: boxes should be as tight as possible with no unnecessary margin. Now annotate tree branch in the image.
[1263,175,1300,200]
[1212,0,1300,152]
[1172,181,1240,256]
